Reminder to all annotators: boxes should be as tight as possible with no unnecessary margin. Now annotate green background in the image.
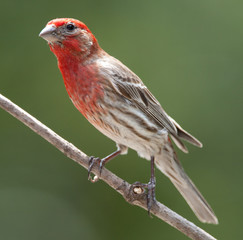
[0,0,242,239]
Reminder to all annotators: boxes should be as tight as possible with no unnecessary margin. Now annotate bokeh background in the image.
[0,0,242,239]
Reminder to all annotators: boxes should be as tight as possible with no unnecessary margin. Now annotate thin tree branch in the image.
[0,93,217,240]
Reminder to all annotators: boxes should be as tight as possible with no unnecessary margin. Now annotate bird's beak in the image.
[39,24,58,43]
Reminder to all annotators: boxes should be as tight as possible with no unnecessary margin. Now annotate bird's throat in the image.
[55,51,104,118]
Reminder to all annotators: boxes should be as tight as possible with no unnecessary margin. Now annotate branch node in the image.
[125,182,147,205]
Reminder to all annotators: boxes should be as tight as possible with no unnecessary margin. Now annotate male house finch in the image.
[39,18,218,224]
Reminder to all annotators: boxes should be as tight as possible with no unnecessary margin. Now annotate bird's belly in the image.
[87,106,168,160]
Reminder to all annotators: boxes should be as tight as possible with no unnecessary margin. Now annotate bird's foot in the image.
[131,179,156,216]
[88,156,106,183]
[147,177,156,216]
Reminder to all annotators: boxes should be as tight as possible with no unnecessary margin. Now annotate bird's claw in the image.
[88,156,106,182]
[131,179,156,216]
[147,178,156,216]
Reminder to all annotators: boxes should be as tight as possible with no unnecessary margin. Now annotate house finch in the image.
[39,18,218,224]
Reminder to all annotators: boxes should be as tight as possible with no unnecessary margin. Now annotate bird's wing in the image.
[100,57,177,135]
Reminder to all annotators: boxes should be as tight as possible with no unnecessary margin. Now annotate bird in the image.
[39,18,218,224]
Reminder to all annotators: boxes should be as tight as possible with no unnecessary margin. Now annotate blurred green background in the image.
[0,0,242,239]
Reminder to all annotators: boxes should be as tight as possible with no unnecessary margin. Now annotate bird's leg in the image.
[147,155,156,215]
[88,149,121,182]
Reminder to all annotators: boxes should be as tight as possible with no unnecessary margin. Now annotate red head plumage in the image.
[39,18,98,60]
[47,18,91,33]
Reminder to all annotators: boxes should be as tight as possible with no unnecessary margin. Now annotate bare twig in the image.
[0,93,217,240]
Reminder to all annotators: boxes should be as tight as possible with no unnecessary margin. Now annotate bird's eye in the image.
[66,23,75,31]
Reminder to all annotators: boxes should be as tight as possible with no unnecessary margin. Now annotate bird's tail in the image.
[170,170,218,224]
[155,144,218,224]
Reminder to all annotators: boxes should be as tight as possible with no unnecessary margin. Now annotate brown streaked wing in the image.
[110,73,177,135]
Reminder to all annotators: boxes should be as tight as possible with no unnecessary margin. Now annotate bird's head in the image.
[39,18,98,59]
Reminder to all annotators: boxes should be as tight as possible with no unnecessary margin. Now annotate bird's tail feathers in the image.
[170,170,218,224]
[155,149,218,224]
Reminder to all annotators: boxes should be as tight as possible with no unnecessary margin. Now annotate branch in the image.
[0,93,217,240]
